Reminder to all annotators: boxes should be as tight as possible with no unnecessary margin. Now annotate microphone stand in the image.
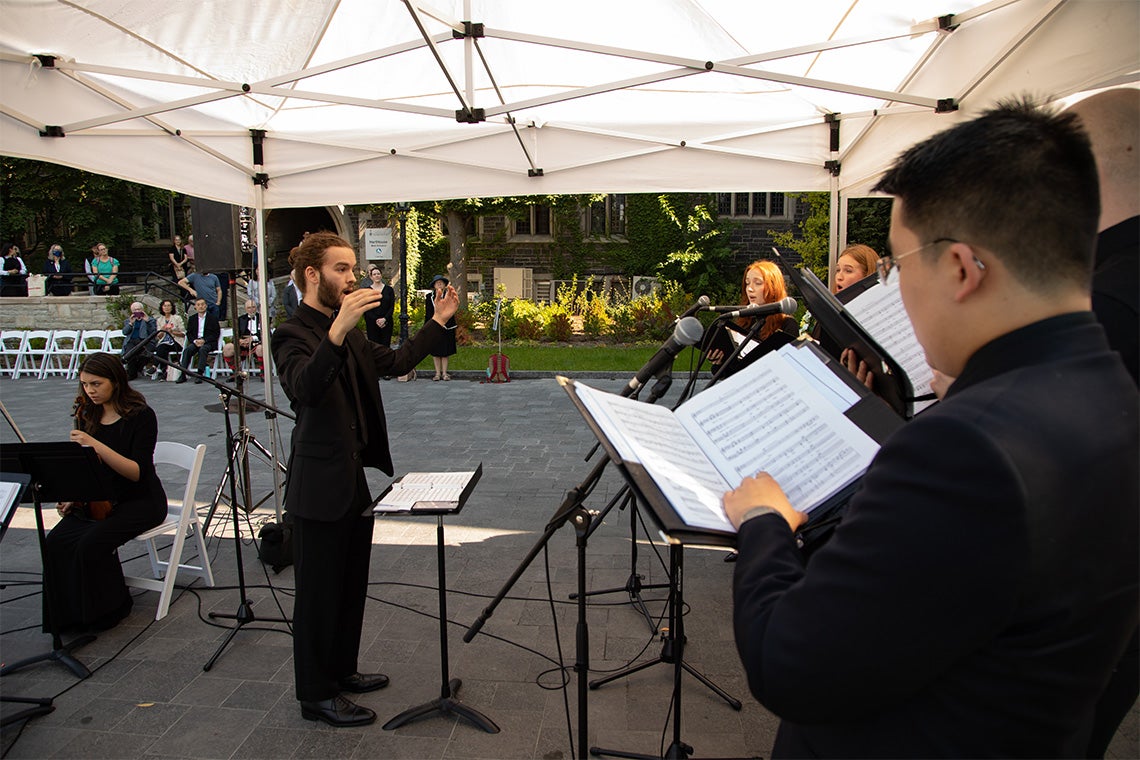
[136,331,298,671]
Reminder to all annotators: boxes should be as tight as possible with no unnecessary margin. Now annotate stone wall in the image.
[0,294,158,330]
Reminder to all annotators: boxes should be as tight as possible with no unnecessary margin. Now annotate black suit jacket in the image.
[733,313,1138,758]
[42,258,73,295]
[1092,216,1138,383]
[237,314,261,342]
[185,311,220,349]
[271,302,445,521]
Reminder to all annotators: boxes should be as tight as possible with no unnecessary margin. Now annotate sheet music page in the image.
[842,277,935,413]
[373,471,475,511]
[0,481,21,526]
[677,347,880,513]
[572,383,736,532]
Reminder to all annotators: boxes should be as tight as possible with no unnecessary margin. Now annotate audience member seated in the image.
[91,243,120,295]
[151,299,185,381]
[44,352,167,633]
[223,299,264,378]
[121,302,158,380]
[42,244,74,296]
[176,298,220,385]
[1,242,29,297]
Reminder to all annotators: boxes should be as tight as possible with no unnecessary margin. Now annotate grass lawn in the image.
[413,341,705,373]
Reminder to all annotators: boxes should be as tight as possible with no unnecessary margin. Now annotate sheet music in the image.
[373,470,476,511]
[569,345,881,531]
[573,384,735,532]
[0,481,21,527]
[679,349,879,513]
[843,277,936,413]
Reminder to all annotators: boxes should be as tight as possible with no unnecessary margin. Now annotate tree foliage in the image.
[0,157,167,267]
[771,192,894,284]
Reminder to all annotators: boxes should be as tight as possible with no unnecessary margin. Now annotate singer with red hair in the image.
[708,260,799,368]
[44,352,167,632]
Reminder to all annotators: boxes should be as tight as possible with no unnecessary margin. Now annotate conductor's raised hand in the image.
[329,287,383,345]
[723,472,806,532]
[431,285,460,325]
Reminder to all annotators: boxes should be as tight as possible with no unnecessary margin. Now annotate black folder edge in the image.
[371,462,483,516]
[0,442,115,504]
[707,327,795,380]
[0,472,30,541]
[772,249,913,418]
[557,345,902,549]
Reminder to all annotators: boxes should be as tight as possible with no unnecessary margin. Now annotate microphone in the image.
[702,296,797,320]
[121,329,167,363]
[677,295,710,320]
[623,316,704,395]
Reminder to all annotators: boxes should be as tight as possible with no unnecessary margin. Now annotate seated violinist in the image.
[44,352,167,632]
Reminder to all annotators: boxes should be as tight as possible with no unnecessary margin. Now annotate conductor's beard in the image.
[316,272,348,313]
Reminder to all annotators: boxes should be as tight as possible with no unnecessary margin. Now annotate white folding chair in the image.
[103,331,125,354]
[40,329,81,379]
[73,329,110,378]
[12,329,52,379]
[123,442,215,620]
[212,327,234,378]
[0,330,27,378]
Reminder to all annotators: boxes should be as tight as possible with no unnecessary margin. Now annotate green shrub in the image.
[502,299,543,340]
[543,304,574,342]
[581,294,611,338]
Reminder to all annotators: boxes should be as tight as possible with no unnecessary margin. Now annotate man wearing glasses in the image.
[724,99,1137,757]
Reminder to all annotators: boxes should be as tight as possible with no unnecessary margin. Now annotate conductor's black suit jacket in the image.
[272,302,444,521]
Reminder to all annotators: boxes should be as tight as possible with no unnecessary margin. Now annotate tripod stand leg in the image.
[680,661,741,710]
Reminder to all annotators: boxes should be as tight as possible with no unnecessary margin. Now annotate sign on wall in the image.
[364,227,393,261]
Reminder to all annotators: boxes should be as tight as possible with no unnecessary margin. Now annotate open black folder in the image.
[560,340,901,547]
[775,250,932,418]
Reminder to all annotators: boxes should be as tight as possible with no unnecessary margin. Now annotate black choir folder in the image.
[372,464,482,515]
[559,341,901,547]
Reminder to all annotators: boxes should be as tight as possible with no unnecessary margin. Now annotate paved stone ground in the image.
[1,372,1136,759]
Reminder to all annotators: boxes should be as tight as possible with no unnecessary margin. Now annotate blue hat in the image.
[430,274,449,286]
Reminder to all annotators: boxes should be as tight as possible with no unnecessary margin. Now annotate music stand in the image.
[373,465,497,733]
[0,443,115,682]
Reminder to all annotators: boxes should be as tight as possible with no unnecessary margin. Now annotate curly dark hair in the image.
[73,352,148,434]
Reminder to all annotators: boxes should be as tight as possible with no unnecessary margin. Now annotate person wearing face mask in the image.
[42,244,74,296]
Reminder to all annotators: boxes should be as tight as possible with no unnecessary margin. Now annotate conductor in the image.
[271,232,459,727]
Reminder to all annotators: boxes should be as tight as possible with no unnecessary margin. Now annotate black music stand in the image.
[373,465,497,733]
[0,444,115,683]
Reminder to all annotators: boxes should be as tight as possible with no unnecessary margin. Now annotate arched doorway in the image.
[264,207,344,276]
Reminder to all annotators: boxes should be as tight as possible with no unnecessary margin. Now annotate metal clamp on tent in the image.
[936,98,959,113]
[825,159,841,177]
[455,107,486,123]
[452,21,484,39]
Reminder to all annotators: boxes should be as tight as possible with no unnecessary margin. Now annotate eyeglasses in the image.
[876,238,957,286]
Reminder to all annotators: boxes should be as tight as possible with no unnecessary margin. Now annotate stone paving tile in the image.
[1,375,1135,759]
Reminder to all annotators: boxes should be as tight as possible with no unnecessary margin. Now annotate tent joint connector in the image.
[824,160,841,177]
[34,55,56,68]
[456,108,486,123]
[39,126,65,138]
[528,168,544,177]
[252,173,269,188]
[453,21,485,39]
[938,14,959,32]
[936,98,959,113]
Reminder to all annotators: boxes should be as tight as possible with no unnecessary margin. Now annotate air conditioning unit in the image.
[632,276,660,299]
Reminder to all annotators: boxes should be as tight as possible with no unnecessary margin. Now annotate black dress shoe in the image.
[338,672,390,693]
[299,695,376,727]
[174,376,186,384]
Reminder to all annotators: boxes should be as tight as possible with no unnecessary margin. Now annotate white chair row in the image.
[0,328,124,380]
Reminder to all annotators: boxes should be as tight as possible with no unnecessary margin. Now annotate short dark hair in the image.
[289,231,353,294]
[873,97,1100,292]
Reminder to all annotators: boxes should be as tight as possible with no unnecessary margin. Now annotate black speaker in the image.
[189,197,241,272]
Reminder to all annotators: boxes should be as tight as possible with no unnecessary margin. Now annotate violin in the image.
[73,399,114,521]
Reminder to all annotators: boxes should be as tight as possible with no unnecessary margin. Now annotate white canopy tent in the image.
[2,0,1136,208]
[2,0,1136,519]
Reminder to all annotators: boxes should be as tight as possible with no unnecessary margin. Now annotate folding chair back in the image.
[40,329,81,379]
[123,442,215,620]
[74,329,110,377]
[0,330,27,378]
[12,330,53,379]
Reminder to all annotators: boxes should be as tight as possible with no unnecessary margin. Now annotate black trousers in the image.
[291,473,373,702]
[180,342,214,377]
